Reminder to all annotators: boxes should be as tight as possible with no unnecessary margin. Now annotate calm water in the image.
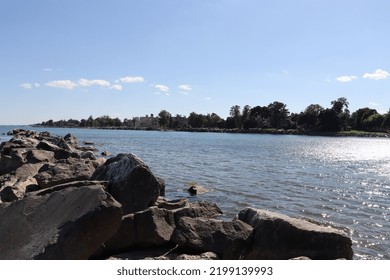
[1,126,390,260]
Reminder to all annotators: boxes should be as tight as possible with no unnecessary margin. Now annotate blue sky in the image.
[1,0,389,124]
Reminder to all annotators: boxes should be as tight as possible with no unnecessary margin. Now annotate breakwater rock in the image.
[0,129,353,260]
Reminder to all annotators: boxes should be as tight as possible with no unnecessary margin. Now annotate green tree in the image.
[158,110,171,128]
[250,106,270,128]
[381,112,390,130]
[351,108,377,130]
[318,109,341,131]
[298,104,324,130]
[363,114,385,130]
[188,112,204,128]
[230,105,241,128]
[331,97,350,130]
[268,101,289,128]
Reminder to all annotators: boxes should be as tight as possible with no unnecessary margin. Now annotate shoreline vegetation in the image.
[28,125,390,138]
[32,97,390,138]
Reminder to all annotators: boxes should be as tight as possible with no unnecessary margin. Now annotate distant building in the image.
[136,114,160,130]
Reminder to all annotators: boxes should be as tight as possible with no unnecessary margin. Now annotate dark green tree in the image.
[268,101,289,128]
[230,105,241,128]
[158,110,171,128]
[297,104,324,130]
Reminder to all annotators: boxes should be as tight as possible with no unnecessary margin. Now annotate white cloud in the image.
[35,83,41,88]
[336,75,357,83]
[363,69,390,80]
[120,76,144,83]
[20,83,33,89]
[178,84,192,91]
[78,78,110,87]
[155,84,169,92]
[111,84,123,91]
[205,97,211,101]
[45,80,77,90]
[43,68,53,71]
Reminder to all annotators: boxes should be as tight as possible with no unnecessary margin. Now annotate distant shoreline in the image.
[28,125,390,138]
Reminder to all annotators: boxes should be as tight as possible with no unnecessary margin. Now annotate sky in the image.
[1,0,389,124]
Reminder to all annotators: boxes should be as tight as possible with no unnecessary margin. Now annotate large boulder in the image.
[238,208,353,260]
[99,206,176,257]
[171,217,253,259]
[91,153,161,214]
[0,184,122,259]
[34,158,96,189]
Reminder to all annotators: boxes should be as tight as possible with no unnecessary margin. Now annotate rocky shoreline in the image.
[0,129,353,260]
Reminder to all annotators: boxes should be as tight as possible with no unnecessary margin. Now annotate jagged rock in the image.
[0,177,37,202]
[96,201,222,258]
[0,184,122,259]
[155,197,189,210]
[238,207,353,260]
[0,148,26,175]
[34,158,96,189]
[172,201,222,223]
[98,206,175,257]
[171,217,253,259]
[27,180,109,197]
[156,177,165,196]
[25,149,55,163]
[91,153,160,214]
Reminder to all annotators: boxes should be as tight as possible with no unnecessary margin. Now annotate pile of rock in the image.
[0,129,354,260]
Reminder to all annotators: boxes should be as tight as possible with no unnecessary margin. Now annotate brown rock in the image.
[92,153,160,214]
[0,184,122,259]
[171,217,253,259]
[238,207,353,260]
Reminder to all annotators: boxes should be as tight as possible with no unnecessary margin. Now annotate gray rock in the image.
[34,158,96,189]
[91,153,160,214]
[172,201,222,223]
[155,197,189,210]
[238,207,353,260]
[0,177,37,202]
[171,217,253,259]
[99,206,175,257]
[0,184,122,259]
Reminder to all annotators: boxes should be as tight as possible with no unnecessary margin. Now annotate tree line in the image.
[38,97,390,132]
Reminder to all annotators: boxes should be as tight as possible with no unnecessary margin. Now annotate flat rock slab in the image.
[171,217,253,259]
[0,185,122,259]
[238,207,353,260]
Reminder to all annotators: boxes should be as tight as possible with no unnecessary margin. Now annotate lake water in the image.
[1,126,390,260]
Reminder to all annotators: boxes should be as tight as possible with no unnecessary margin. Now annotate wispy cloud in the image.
[45,80,77,90]
[205,97,211,101]
[20,83,33,89]
[336,75,357,83]
[111,84,123,91]
[178,84,192,92]
[363,69,390,80]
[20,82,40,89]
[43,68,53,71]
[155,84,169,92]
[120,76,144,83]
[78,78,110,87]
